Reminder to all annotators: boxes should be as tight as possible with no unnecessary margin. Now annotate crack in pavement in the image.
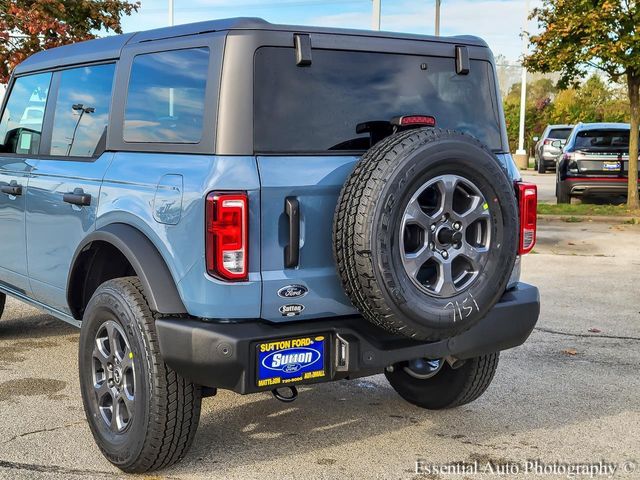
[0,459,118,478]
[0,458,184,479]
[2,420,86,445]
[534,327,640,341]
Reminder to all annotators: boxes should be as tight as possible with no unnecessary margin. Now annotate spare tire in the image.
[333,128,518,341]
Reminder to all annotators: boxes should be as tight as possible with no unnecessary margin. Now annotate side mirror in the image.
[533,136,539,142]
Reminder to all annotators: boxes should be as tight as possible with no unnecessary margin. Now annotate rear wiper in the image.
[356,120,394,146]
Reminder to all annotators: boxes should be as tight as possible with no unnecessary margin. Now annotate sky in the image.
[120,0,541,62]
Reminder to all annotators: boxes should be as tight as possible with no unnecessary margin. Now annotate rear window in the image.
[254,48,502,153]
[574,129,631,151]
[548,128,572,140]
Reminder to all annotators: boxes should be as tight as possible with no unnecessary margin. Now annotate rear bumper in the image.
[157,282,540,394]
[562,177,638,197]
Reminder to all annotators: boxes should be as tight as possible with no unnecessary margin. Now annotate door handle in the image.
[63,189,91,207]
[0,184,22,196]
[284,197,300,268]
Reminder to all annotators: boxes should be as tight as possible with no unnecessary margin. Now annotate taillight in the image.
[206,192,248,281]
[517,183,537,255]
[543,139,552,145]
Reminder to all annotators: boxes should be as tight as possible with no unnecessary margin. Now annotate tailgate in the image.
[257,155,360,322]
[574,151,629,176]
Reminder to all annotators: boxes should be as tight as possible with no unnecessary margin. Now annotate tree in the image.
[524,0,640,209]
[503,78,557,152]
[0,0,140,84]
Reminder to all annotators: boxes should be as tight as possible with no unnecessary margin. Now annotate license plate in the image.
[256,335,327,388]
[603,161,621,171]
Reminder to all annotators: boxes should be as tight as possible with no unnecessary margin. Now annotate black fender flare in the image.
[67,223,187,317]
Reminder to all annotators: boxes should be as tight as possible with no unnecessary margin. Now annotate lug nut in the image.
[430,224,436,232]
[429,242,435,250]
[441,214,448,222]
[442,250,449,259]
[453,222,462,230]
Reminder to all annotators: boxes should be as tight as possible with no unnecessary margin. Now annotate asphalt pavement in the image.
[0,218,639,479]
[521,170,557,204]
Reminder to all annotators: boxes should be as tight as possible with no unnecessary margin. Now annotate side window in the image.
[0,72,51,155]
[123,47,209,144]
[49,63,115,157]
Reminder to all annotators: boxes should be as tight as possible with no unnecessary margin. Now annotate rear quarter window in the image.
[254,47,502,153]
[123,47,209,144]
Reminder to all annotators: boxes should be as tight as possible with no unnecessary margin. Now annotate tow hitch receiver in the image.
[272,386,298,403]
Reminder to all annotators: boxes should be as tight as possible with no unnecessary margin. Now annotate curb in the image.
[538,214,639,223]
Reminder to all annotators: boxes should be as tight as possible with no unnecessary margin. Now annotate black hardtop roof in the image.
[14,17,489,76]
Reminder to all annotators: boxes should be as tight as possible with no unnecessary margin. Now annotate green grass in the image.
[537,203,640,217]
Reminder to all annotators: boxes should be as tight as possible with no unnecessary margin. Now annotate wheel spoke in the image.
[121,391,135,415]
[403,200,433,229]
[459,196,490,225]
[403,247,434,279]
[93,342,109,367]
[435,260,458,297]
[120,345,134,371]
[460,242,487,272]
[105,322,119,360]
[94,377,112,400]
[114,395,131,432]
[437,175,458,214]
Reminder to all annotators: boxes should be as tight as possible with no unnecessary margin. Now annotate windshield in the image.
[548,128,572,140]
[254,47,503,153]
[574,129,632,152]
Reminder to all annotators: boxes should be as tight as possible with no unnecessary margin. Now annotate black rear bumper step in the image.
[156,282,539,394]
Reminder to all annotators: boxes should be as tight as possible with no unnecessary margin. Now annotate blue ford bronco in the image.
[0,18,540,472]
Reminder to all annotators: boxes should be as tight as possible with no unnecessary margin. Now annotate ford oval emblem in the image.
[277,284,308,299]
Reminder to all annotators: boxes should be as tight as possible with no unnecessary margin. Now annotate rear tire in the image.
[556,181,571,204]
[537,159,546,174]
[0,293,5,319]
[79,277,201,473]
[385,354,499,409]
[334,128,519,341]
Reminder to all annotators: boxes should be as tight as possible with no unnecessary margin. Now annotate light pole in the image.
[68,104,94,156]
[515,0,530,169]
[372,0,381,30]
[168,0,175,117]
[435,0,441,36]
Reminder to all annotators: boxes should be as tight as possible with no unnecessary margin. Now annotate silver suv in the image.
[534,124,574,173]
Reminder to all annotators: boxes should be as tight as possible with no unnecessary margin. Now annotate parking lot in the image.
[0,209,638,479]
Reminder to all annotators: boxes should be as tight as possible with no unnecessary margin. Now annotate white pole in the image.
[372,0,381,31]
[435,0,441,36]
[168,0,174,26]
[516,0,529,156]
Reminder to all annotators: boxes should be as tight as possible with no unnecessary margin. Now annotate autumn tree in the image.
[524,0,640,209]
[0,0,140,83]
